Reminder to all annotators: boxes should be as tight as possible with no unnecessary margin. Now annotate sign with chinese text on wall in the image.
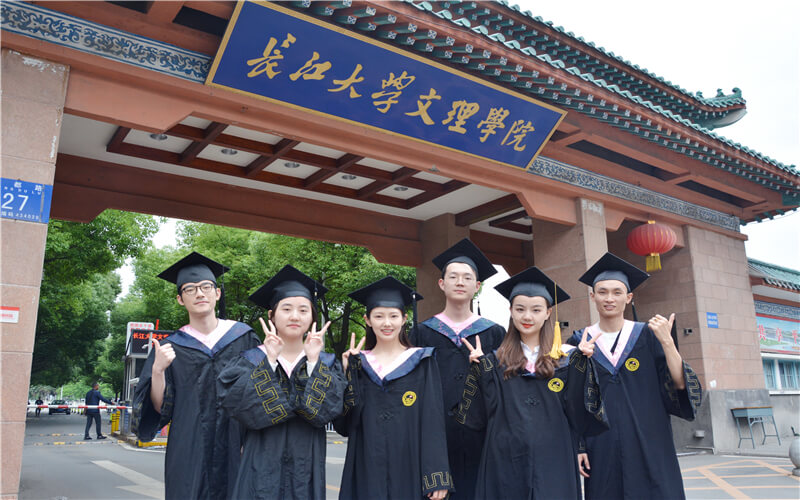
[1,178,53,223]
[206,1,566,170]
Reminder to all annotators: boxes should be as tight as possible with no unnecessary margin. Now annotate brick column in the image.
[0,49,69,499]
[415,214,470,320]
[531,198,609,333]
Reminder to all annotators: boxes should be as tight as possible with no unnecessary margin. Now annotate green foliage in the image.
[59,380,114,401]
[31,210,158,387]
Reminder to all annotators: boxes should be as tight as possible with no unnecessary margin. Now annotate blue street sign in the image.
[706,312,719,329]
[1,178,53,224]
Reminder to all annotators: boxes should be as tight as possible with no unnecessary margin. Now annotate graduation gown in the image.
[333,347,453,500]
[217,349,346,500]
[132,322,260,500]
[410,317,505,499]
[454,347,608,500]
[567,321,703,500]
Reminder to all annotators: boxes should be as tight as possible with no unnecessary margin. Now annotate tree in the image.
[31,210,158,386]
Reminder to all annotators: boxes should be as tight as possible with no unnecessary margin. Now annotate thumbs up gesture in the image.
[151,337,176,374]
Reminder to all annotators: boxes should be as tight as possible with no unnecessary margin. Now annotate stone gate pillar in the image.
[1,49,69,499]
[531,198,609,333]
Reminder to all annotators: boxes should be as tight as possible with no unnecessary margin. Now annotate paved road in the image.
[19,412,799,499]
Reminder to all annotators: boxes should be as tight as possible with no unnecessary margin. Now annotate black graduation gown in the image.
[333,347,453,500]
[410,317,505,500]
[217,349,347,500]
[567,322,703,500]
[454,348,608,500]
[132,322,260,500]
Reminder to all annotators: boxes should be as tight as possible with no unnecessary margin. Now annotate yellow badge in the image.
[402,391,417,407]
[625,358,640,372]
[547,378,564,393]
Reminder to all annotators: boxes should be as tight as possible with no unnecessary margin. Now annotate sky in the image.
[118,0,799,299]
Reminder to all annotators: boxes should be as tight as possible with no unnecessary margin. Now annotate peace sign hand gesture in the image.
[259,316,283,364]
[342,332,365,371]
[304,321,330,364]
[462,336,483,364]
[578,330,599,358]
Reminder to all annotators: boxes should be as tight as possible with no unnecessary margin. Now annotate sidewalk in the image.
[111,430,167,448]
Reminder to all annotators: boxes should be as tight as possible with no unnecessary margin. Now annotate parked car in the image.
[49,400,71,415]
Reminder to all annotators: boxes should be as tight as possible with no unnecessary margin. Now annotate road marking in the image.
[755,459,800,481]
[91,460,165,500]
[697,466,748,499]
[326,484,340,492]
[326,456,345,465]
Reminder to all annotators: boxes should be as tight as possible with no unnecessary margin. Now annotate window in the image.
[763,359,777,389]
[778,360,800,390]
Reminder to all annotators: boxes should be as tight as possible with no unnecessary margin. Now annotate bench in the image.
[730,406,781,448]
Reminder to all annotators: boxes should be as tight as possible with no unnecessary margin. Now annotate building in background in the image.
[750,259,800,432]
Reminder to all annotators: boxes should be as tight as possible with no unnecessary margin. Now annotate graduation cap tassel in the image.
[412,292,419,330]
[549,281,564,359]
[631,299,638,322]
[476,298,481,316]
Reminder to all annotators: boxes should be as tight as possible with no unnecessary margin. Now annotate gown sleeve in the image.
[293,354,347,427]
[332,354,362,437]
[132,351,175,442]
[419,358,455,496]
[452,355,494,432]
[217,354,294,430]
[649,327,703,420]
[562,348,609,439]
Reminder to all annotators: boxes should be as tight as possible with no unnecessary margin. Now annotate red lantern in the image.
[626,220,677,272]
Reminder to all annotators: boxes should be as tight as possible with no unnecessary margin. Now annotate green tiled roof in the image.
[286,0,799,218]
[491,0,746,126]
[749,259,800,291]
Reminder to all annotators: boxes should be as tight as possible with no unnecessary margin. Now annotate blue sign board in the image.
[207,1,566,170]
[1,178,53,223]
[706,312,719,329]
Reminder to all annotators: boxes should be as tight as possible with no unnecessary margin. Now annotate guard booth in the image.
[2,1,798,497]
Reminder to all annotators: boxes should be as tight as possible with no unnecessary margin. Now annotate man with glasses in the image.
[410,239,506,500]
[132,252,260,500]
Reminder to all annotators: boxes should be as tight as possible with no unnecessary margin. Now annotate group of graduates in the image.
[132,238,703,500]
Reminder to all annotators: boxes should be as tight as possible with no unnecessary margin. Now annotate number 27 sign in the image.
[1,178,53,224]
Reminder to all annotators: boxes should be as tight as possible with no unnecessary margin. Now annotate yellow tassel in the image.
[646,253,662,272]
[549,281,564,359]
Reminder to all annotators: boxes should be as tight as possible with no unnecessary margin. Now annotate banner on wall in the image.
[756,303,800,355]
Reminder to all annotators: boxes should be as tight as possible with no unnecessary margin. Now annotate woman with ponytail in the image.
[454,267,608,500]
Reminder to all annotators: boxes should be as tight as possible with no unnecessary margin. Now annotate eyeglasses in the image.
[180,283,216,295]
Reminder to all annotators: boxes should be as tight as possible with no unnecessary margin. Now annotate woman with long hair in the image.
[217,265,347,500]
[334,276,453,500]
[454,267,607,500]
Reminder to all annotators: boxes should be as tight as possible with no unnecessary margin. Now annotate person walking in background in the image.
[35,398,43,417]
[84,383,113,440]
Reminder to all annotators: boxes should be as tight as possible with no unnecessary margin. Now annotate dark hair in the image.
[364,308,412,350]
[267,299,320,338]
[495,304,557,380]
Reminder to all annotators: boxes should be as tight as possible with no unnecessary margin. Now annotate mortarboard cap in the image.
[495,266,570,307]
[348,276,422,313]
[158,252,229,290]
[432,238,497,282]
[579,252,649,292]
[249,265,328,311]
